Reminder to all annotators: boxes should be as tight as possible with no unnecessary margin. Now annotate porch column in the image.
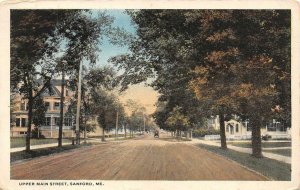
[50,115,53,138]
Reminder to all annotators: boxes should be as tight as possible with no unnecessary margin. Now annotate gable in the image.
[41,85,61,97]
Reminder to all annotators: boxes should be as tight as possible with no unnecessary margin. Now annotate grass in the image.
[158,136,192,142]
[227,141,291,148]
[197,144,291,181]
[10,137,73,148]
[263,149,291,157]
[11,142,92,163]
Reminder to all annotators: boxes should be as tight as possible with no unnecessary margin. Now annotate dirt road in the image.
[11,135,267,180]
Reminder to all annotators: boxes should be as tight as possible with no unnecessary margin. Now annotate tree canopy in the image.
[10,10,126,151]
[111,10,291,157]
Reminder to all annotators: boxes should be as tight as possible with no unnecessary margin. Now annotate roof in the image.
[41,85,61,97]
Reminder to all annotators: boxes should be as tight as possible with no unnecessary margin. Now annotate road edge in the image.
[189,143,272,181]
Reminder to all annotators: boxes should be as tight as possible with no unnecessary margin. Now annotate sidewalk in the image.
[10,136,129,153]
[188,138,291,164]
[10,142,72,153]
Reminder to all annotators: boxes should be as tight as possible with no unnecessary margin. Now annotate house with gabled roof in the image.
[205,115,291,140]
[11,79,104,138]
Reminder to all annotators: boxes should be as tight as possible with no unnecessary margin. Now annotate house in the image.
[11,79,103,138]
[205,115,291,140]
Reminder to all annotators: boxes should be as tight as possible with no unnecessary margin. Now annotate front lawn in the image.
[11,137,72,148]
[11,142,92,163]
[197,144,291,181]
[263,149,291,157]
[227,141,291,148]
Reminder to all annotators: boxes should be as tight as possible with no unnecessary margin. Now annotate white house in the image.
[205,115,291,140]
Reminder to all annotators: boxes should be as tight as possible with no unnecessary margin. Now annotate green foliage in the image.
[31,128,45,139]
[10,10,130,149]
[11,143,92,163]
[32,95,47,128]
[111,10,290,157]
[90,89,125,131]
[11,10,114,150]
[198,144,291,181]
[125,99,146,132]
[193,128,220,137]
[165,106,190,131]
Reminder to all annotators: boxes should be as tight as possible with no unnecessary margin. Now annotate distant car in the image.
[154,131,159,138]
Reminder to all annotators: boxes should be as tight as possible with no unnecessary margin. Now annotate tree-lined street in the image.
[9,9,292,182]
[11,134,267,180]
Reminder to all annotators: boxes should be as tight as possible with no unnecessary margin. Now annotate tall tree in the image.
[10,10,119,151]
[111,10,290,158]
[11,10,71,152]
[165,106,190,138]
[230,10,290,157]
[188,10,290,156]
[91,90,125,141]
[111,10,206,133]
[125,99,146,134]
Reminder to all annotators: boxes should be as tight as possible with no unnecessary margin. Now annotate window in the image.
[267,122,276,131]
[45,102,50,110]
[21,118,26,127]
[226,125,229,132]
[54,117,60,126]
[247,124,251,131]
[66,90,69,96]
[243,120,251,131]
[16,118,20,127]
[54,102,60,110]
[45,117,51,126]
[64,117,72,126]
[21,102,28,111]
[20,132,27,135]
[236,124,239,132]
[277,122,286,132]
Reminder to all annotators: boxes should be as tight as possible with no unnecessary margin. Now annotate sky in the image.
[95,10,136,66]
[94,10,159,114]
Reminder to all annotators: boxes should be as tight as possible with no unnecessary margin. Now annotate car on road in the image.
[154,131,159,138]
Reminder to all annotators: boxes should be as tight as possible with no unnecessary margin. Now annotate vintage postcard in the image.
[0,0,300,190]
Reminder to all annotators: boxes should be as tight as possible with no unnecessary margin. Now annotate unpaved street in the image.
[11,135,267,180]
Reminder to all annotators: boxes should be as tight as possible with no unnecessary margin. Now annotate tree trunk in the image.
[219,111,227,149]
[101,128,105,142]
[25,95,33,152]
[124,124,127,138]
[84,120,87,143]
[251,116,263,158]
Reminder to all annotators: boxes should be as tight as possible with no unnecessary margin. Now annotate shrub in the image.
[262,134,272,141]
[193,128,220,137]
[31,127,45,139]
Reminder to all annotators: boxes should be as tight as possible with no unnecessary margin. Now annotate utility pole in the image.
[75,61,83,145]
[58,60,66,147]
[143,113,146,134]
[84,94,89,143]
